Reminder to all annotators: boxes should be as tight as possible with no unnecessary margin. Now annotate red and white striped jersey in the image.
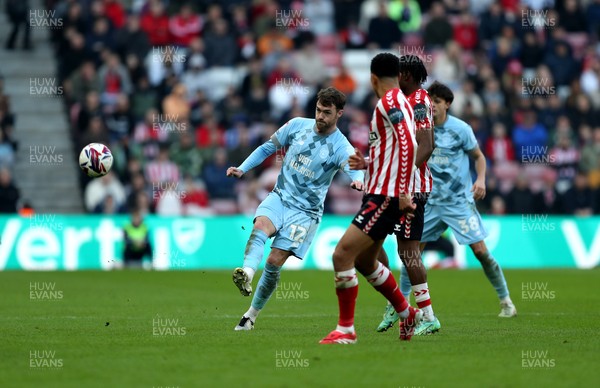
[365,88,417,197]
[408,88,434,193]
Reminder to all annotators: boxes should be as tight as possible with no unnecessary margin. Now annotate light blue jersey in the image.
[239,117,363,219]
[422,114,488,244]
[420,116,510,304]
[427,114,478,206]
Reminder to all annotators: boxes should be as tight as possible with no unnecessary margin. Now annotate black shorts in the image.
[351,193,429,241]
[394,192,429,241]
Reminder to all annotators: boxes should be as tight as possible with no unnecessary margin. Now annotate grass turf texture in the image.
[1,269,598,388]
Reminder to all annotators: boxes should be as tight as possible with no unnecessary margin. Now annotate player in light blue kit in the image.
[410,81,517,319]
[226,87,364,330]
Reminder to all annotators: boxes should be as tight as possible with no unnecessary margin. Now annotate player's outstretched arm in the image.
[469,146,487,200]
[348,148,368,170]
[226,140,277,178]
[341,147,365,191]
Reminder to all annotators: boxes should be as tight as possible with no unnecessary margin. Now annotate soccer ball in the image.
[79,143,113,178]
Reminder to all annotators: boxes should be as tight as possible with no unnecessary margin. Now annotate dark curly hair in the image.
[399,54,428,85]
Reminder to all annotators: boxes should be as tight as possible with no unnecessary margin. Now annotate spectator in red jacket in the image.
[196,116,225,148]
[181,175,213,216]
[485,122,515,165]
[104,0,126,29]
[140,0,171,47]
[453,12,478,51]
[169,3,202,47]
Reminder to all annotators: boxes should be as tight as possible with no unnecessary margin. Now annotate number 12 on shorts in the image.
[289,224,307,242]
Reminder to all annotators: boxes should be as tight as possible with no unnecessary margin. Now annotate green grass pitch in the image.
[1,269,598,388]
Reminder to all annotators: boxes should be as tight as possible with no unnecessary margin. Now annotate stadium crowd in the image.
[3,0,599,216]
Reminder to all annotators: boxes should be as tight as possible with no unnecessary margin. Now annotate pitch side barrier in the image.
[0,215,598,270]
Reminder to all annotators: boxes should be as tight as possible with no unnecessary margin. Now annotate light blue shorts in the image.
[255,192,320,259]
[421,201,488,245]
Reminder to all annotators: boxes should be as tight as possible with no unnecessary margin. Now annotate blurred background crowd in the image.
[2,0,600,216]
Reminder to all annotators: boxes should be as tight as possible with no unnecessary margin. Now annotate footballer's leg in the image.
[321,195,422,344]
[400,195,439,335]
[244,208,320,320]
[373,241,425,333]
[235,209,319,330]
[446,202,516,317]
[470,241,516,317]
[235,248,291,331]
[354,242,423,341]
[319,224,370,344]
[378,199,442,334]
[321,195,387,343]
[233,215,276,296]
[233,193,282,296]
[374,248,402,332]
[322,226,422,343]
[398,239,440,335]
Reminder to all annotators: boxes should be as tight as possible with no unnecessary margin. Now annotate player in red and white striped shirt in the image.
[409,87,434,193]
[364,87,416,196]
[320,53,422,345]
[374,55,441,335]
